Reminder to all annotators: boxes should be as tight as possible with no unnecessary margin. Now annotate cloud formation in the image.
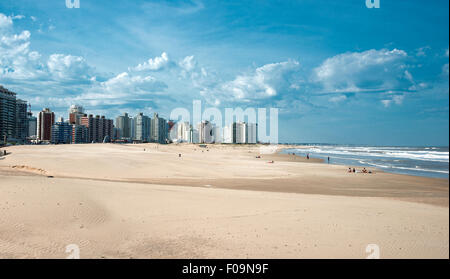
[313,49,410,94]
[130,52,171,71]
[201,60,301,105]
[0,14,13,30]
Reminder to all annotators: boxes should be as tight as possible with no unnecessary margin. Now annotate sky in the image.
[0,0,448,146]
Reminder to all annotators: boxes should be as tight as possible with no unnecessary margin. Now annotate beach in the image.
[0,143,448,258]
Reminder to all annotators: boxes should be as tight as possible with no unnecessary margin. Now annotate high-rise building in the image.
[247,123,258,144]
[223,124,232,144]
[130,117,136,140]
[0,86,17,142]
[116,112,132,139]
[198,120,214,144]
[37,108,55,141]
[80,114,94,142]
[27,111,37,139]
[175,121,192,143]
[192,129,199,144]
[15,99,28,142]
[72,124,88,144]
[223,122,257,144]
[80,114,114,143]
[212,126,222,143]
[232,122,246,144]
[134,113,151,142]
[51,121,72,144]
[151,113,167,144]
[69,105,85,125]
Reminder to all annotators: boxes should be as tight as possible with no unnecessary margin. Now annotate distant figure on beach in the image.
[362,168,368,173]
[353,168,356,173]
[348,168,352,173]
[179,154,181,158]
[327,157,330,164]
[307,154,310,160]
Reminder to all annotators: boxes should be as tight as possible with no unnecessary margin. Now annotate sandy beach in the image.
[0,143,448,258]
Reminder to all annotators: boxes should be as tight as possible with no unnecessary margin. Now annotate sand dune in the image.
[0,144,448,258]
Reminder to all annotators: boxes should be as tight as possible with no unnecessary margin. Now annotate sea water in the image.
[284,145,449,179]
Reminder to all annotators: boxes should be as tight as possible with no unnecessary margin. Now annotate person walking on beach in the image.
[327,157,330,164]
[307,153,310,160]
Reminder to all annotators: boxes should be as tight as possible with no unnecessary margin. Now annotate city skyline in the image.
[0,1,448,146]
[1,86,264,145]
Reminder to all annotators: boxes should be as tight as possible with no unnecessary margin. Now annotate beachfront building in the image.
[134,113,151,142]
[192,129,199,144]
[174,121,192,143]
[37,108,55,142]
[15,99,29,142]
[198,120,214,144]
[212,126,223,143]
[130,117,136,140]
[232,122,246,144]
[151,113,168,144]
[80,114,114,143]
[247,123,258,144]
[72,124,88,144]
[51,121,72,144]
[116,112,132,140]
[222,125,232,144]
[68,105,85,125]
[222,122,258,144]
[0,86,17,143]
[27,111,37,139]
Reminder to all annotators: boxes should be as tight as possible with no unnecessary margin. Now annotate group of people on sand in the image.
[348,167,372,174]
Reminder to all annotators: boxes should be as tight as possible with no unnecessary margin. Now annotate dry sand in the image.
[0,143,448,258]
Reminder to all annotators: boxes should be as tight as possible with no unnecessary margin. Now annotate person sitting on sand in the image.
[362,168,368,173]
[353,168,356,173]
[348,168,352,173]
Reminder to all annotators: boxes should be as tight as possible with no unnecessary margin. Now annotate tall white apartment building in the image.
[176,121,191,143]
[223,125,232,143]
[247,123,258,144]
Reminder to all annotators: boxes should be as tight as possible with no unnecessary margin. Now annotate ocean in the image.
[283,145,449,179]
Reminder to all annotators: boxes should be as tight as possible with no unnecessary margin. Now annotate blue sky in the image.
[0,0,448,145]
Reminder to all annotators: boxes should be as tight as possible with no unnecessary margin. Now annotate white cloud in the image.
[329,95,347,103]
[12,15,25,20]
[179,55,196,72]
[415,46,430,57]
[78,72,168,105]
[381,95,404,107]
[0,14,13,30]
[47,54,92,81]
[202,60,301,104]
[130,52,170,71]
[313,49,410,93]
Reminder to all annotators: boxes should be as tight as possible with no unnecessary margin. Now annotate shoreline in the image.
[1,143,448,207]
[279,145,449,180]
